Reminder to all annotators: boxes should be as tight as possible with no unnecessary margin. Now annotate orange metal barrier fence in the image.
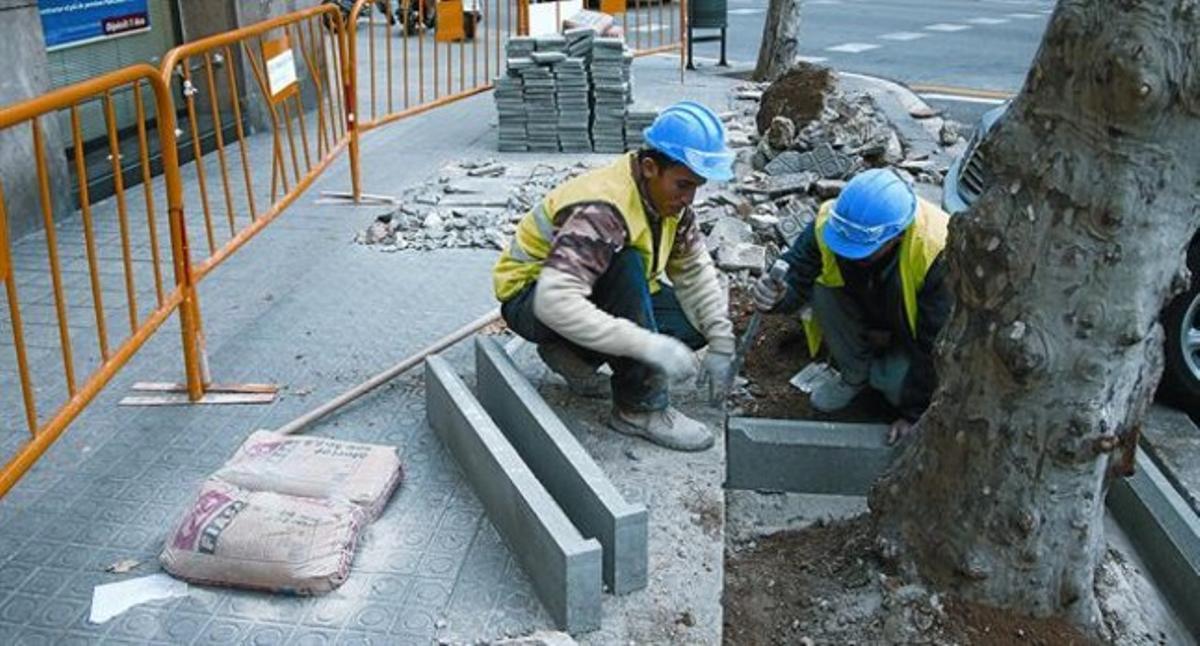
[0,65,202,496]
[159,4,351,281]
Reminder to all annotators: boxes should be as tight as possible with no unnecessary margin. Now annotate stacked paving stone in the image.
[495,75,527,152]
[556,57,592,152]
[494,35,646,153]
[590,37,630,153]
[564,27,595,61]
[523,37,564,153]
[495,37,536,152]
[625,107,658,150]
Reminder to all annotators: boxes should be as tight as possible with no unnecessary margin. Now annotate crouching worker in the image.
[751,169,953,444]
[492,101,737,452]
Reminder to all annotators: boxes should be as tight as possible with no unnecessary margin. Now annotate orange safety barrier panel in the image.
[158,4,351,281]
[0,65,202,497]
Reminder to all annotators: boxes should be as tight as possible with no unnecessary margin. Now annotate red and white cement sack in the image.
[212,431,403,519]
[160,479,367,595]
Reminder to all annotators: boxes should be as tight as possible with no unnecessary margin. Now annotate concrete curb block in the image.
[725,417,895,495]
[425,356,602,632]
[1107,451,1200,636]
[475,337,649,595]
[726,417,1200,634]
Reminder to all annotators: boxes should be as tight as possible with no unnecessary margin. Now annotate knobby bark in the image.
[870,0,1200,632]
[753,0,803,81]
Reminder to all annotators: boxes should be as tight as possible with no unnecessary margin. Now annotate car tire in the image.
[1161,242,1200,417]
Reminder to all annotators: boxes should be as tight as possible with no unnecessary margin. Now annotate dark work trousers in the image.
[501,249,707,412]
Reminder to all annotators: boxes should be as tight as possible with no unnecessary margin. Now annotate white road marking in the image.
[727,8,764,14]
[925,23,972,32]
[1007,12,1044,19]
[807,0,843,5]
[798,55,829,64]
[879,32,928,41]
[826,42,880,53]
[967,17,1010,25]
[919,93,1008,106]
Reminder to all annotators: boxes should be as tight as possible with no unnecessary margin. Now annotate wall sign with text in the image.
[39,0,152,51]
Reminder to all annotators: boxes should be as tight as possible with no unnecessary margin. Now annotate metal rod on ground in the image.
[274,308,502,435]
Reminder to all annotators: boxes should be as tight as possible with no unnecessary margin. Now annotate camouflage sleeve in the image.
[670,208,706,260]
[542,202,629,286]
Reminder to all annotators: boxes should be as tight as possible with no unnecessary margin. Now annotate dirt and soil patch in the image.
[723,516,1111,646]
[728,285,895,422]
[755,63,835,135]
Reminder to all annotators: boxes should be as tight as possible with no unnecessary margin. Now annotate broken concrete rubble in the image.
[355,160,590,252]
[717,243,767,274]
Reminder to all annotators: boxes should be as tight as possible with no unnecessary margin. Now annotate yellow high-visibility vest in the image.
[803,198,949,355]
[492,152,682,302]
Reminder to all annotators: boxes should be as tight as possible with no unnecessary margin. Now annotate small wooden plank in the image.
[119,392,277,406]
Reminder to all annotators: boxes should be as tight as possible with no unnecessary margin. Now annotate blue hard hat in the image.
[642,101,734,182]
[822,169,918,260]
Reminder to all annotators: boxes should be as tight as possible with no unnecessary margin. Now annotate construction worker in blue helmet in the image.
[492,101,736,452]
[751,168,953,444]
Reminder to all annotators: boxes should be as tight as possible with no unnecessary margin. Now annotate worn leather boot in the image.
[537,343,608,398]
[608,406,714,451]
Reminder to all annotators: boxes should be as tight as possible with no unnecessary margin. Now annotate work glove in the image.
[642,334,698,382]
[698,349,735,404]
[750,259,791,312]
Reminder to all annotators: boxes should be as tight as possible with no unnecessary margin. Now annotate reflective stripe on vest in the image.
[492,152,681,302]
[802,198,949,356]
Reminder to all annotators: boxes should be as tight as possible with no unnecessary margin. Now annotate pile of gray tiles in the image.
[590,37,631,153]
[494,75,527,152]
[495,35,645,154]
[556,57,592,152]
[495,36,536,152]
[624,107,658,150]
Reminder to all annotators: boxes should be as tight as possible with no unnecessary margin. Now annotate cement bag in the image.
[161,479,366,595]
[213,431,403,518]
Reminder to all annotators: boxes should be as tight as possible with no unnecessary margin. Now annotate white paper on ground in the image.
[89,574,189,624]
[789,362,841,394]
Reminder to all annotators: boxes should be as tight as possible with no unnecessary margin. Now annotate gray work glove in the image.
[699,349,735,404]
[642,334,698,382]
[750,259,791,311]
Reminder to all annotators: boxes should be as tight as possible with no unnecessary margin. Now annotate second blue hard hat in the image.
[822,168,918,260]
[643,101,734,182]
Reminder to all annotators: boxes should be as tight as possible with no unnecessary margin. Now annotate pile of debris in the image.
[692,63,966,291]
[354,160,592,252]
[361,62,966,275]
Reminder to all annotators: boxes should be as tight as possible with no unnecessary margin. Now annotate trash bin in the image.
[687,0,728,68]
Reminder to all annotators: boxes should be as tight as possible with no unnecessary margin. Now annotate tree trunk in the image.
[870,0,1200,632]
[753,0,802,82]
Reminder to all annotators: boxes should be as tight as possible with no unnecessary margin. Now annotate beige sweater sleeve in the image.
[533,267,661,361]
[667,245,736,354]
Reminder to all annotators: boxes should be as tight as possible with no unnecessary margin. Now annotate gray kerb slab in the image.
[474,336,649,595]
[1108,450,1200,636]
[425,355,603,633]
[725,417,895,494]
[726,416,1200,636]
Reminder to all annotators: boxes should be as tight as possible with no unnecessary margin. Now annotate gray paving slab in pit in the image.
[475,336,648,595]
[425,355,603,633]
[0,53,739,645]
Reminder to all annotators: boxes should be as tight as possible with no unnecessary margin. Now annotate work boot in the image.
[608,406,714,451]
[537,343,608,399]
[810,376,865,413]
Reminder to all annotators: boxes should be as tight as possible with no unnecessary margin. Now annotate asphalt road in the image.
[688,0,1054,125]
